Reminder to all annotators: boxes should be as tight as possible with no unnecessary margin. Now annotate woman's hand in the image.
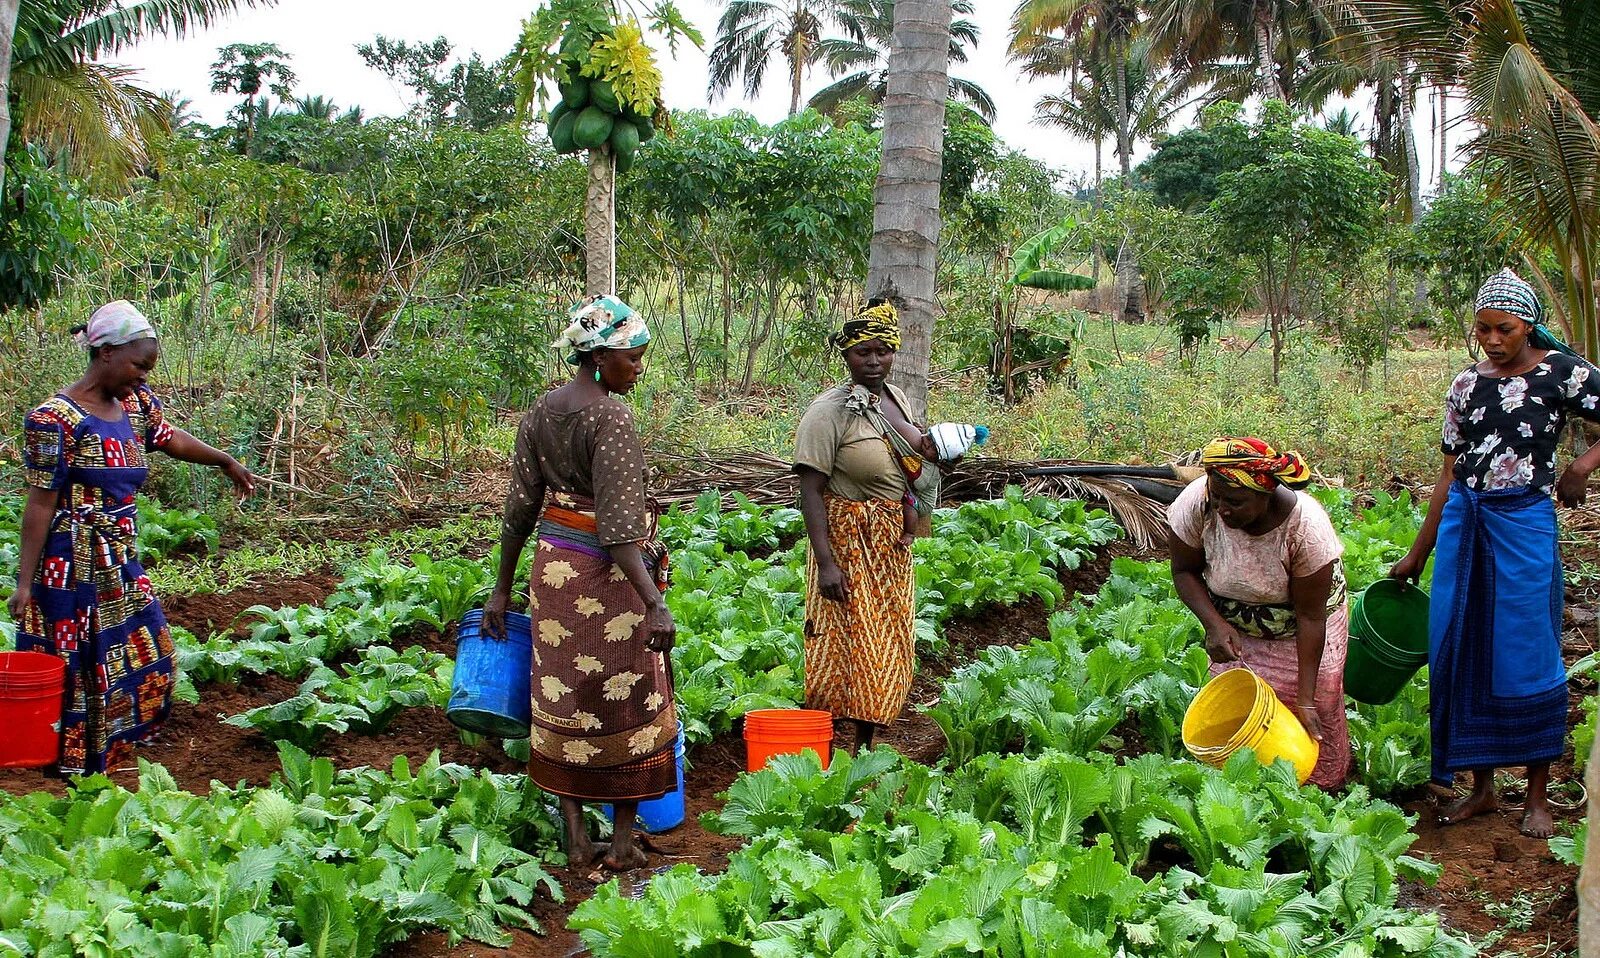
[483,587,510,640]
[815,560,850,603]
[1558,461,1593,508]
[644,601,676,653]
[221,457,257,499]
[1294,704,1325,742]
[6,584,29,620]
[1204,621,1245,663]
[1388,550,1427,583]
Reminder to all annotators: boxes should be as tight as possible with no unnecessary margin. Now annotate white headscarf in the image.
[75,301,156,350]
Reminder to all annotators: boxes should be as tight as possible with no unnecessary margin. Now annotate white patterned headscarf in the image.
[75,301,156,350]
[1475,267,1580,358]
[550,294,651,365]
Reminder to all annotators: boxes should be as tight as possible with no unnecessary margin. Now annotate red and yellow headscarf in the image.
[1200,437,1312,492]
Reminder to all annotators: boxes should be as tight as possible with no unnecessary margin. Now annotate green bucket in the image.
[1345,578,1430,705]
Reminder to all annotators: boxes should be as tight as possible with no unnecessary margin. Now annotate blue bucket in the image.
[605,721,687,832]
[446,609,532,738]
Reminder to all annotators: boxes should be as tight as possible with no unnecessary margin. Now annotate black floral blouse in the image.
[1441,351,1600,494]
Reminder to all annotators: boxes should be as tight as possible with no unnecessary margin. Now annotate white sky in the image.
[114,0,1461,186]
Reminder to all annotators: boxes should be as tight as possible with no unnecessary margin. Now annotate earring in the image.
[594,369,602,382]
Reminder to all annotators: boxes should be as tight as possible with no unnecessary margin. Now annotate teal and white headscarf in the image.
[1475,267,1579,358]
[551,294,651,364]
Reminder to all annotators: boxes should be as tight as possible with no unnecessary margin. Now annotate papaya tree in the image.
[510,0,700,296]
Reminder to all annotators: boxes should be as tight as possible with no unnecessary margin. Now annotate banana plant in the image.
[1007,216,1097,294]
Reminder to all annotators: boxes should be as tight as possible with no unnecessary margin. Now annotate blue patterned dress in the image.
[17,385,176,775]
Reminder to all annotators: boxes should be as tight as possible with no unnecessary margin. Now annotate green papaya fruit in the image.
[560,77,590,109]
[608,119,640,158]
[547,100,572,136]
[571,106,615,149]
[551,111,578,154]
[636,116,656,142]
[615,144,636,174]
[590,79,620,114]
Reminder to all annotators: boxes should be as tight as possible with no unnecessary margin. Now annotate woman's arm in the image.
[6,488,58,619]
[1558,440,1600,507]
[1287,560,1336,742]
[160,426,255,497]
[484,487,542,640]
[1391,455,1456,581]
[1170,534,1243,662]
[607,543,674,652]
[797,466,847,602]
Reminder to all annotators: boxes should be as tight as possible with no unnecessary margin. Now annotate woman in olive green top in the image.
[792,304,921,753]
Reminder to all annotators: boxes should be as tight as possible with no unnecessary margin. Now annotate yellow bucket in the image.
[1181,669,1319,784]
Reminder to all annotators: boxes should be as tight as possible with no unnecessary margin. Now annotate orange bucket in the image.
[743,708,833,771]
[0,651,67,769]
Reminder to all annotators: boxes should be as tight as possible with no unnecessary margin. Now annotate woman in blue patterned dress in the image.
[7,303,255,775]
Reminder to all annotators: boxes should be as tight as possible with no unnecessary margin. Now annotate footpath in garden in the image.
[0,491,1585,956]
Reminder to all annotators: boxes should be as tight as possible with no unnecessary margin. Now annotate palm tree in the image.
[1144,0,1335,104]
[1323,0,1600,355]
[807,0,994,121]
[869,0,952,420]
[211,41,296,156]
[708,0,839,115]
[5,0,274,185]
[295,94,338,121]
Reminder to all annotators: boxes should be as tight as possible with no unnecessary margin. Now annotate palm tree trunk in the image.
[1091,137,1103,284]
[1254,14,1287,102]
[870,0,952,422]
[790,49,803,115]
[1111,53,1143,323]
[585,148,616,295]
[0,0,17,198]
[1398,72,1421,223]
[1437,87,1448,187]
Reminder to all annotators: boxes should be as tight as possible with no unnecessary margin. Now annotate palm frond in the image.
[12,61,170,184]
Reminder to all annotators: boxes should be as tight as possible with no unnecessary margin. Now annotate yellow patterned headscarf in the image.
[1200,437,1313,492]
[830,302,901,351]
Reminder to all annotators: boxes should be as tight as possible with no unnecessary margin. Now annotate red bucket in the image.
[0,651,67,768]
[743,708,834,772]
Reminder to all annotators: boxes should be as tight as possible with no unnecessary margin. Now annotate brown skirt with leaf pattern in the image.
[526,532,676,802]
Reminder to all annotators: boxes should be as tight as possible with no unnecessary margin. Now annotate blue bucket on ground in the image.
[605,721,687,832]
[446,609,532,739]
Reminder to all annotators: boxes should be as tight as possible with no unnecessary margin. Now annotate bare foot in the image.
[600,843,648,872]
[1438,789,1498,826]
[1520,802,1555,839]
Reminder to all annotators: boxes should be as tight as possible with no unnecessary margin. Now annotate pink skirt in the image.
[1210,604,1351,789]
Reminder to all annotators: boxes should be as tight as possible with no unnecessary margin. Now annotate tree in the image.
[1012,0,1147,322]
[356,35,516,131]
[708,0,841,116]
[1324,0,1600,359]
[0,0,17,198]
[1208,101,1387,381]
[807,0,993,122]
[869,0,950,421]
[7,0,273,185]
[511,0,699,296]
[211,41,296,156]
[1144,0,1336,105]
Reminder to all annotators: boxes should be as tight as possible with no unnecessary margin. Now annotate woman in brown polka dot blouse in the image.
[484,295,675,873]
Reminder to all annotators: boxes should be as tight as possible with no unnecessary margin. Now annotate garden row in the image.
[566,529,1473,956]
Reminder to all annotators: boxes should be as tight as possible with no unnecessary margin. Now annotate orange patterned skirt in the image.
[803,495,916,726]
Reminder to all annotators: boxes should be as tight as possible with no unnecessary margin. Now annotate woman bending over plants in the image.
[9,302,255,775]
[1390,268,1600,838]
[1169,438,1351,788]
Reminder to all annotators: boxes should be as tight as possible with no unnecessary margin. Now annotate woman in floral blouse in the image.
[1391,268,1600,837]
